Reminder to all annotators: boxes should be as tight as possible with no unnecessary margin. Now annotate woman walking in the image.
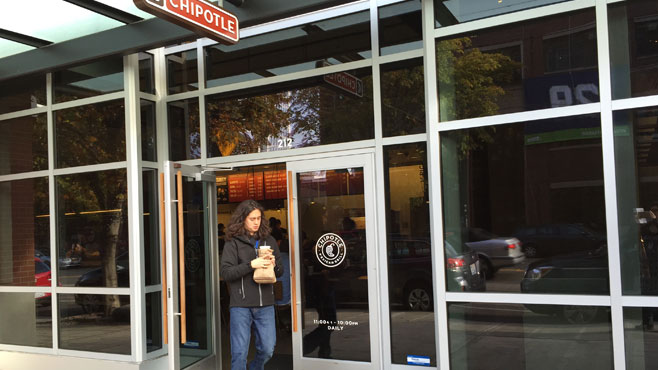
[220,199,283,370]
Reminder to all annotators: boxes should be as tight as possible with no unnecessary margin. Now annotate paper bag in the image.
[253,246,276,284]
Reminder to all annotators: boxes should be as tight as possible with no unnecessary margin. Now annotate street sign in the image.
[323,70,364,98]
[134,0,239,44]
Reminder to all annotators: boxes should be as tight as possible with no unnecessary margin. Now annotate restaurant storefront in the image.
[1,0,658,369]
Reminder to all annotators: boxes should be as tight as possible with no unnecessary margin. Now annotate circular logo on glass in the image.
[315,233,347,268]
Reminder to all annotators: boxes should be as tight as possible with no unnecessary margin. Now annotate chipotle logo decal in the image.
[134,0,239,44]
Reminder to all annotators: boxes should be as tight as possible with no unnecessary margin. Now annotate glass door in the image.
[163,162,219,370]
[287,153,380,370]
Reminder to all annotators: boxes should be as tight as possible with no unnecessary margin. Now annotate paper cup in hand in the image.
[258,245,272,258]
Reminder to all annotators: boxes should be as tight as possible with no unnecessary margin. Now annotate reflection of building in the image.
[1,0,658,369]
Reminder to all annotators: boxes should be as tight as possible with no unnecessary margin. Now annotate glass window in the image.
[434,0,572,28]
[143,169,160,286]
[53,56,124,103]
[381,58,425,137]
[56,169,129,288]
[141,100,157,162]
[614,106,658,295]
[0,73,46,114]
[168,98,200,161]
[379,1,422,55]
[384,143,435,366]
[54,99,126,168]
[58,294,131,354]
[0,177,50,286]
[0,292,52,347]
[139,52,156,94]
[206,69,374,158]
[205,11,371,88]
[624,307,658,369]
[441,114,608,294]
[609,0,658,99]
[167,50,198,95]
[449,302,613,370]
[0,114,48,175]
[436,9,597,122]
[146,292,162,352]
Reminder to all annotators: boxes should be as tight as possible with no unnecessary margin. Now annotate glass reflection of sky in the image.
[436,0,570,26]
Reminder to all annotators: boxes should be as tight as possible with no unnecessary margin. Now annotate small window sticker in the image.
[407,355,430,366]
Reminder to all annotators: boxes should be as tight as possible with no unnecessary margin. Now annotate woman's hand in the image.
[251,257,271,269]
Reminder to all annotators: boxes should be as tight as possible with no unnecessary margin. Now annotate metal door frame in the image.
[163,161,220,370]
[286,152,381,370]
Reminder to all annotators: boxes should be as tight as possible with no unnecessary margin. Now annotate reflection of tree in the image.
[55,101,127,316]
[207,93,294,156]
[437,37,519,155]
[206,72,374,157]
[58,170,127,316]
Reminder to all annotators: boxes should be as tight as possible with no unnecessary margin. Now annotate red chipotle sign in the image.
[134,0,239,45]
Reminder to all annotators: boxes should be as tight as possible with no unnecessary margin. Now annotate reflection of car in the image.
[387,237,485,311]
[35,257,52,304]
[35,250,51,267]
[74,252,129,312]
[520,246,609,323]
[465,227,525,279]
[305,235,485,313]
[59,255,82,269]
[513,224,606,258]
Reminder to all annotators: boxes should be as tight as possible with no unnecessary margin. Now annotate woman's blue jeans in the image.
[229,305,276,370]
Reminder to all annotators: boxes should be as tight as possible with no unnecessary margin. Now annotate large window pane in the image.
[614,106,658,295]
[624,307,658,370]
[0,73,46,114]
[54,99,126,168]
[143,169,160,286]
[53,56,124,103]
[379,1,422,56]
[0,114,48,175]
[206,69,373,157]
[146,292,162,353]
[381,58,425,137]
[434,0,571,28]
[0,177,49,286]
[141,100,157,162]
[56,169,129,288]
[167,50,198,95]
[168,98,200,161]
[139,52,156,95]
[384,143,435,366]
[436,9,597,122]
[205,11,371,88]
[449,302,613,370]
[0,292,52,347]
[441,114,608,294]
[609,0,658,100]
[58,294,130,354]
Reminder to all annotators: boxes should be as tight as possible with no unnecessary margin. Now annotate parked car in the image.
[520,245,609,323]
[465,227,525,279]
[35,250,51,267]
[513,223,606,258]
[74,252,129,313]
[34,257,52,305]
[387,237,485,311]
[304,236,485,313]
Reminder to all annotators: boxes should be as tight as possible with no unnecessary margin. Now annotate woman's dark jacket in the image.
[220,234,283,307]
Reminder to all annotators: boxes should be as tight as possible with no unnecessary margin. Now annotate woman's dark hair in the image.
[226,199,271,240]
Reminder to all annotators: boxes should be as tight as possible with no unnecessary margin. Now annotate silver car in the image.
[465,227,525,279]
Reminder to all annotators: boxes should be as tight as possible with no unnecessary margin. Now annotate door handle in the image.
[159,173,168,345]
[176,170,187,344]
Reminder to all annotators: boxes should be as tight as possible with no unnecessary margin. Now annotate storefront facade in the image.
[1,0,658,369]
